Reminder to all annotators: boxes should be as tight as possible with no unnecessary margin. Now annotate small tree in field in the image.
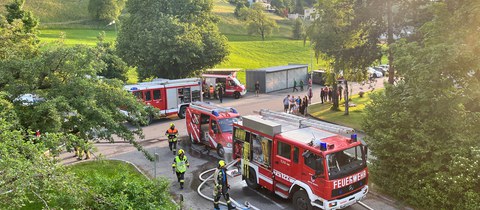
[242,3,278,41]
[88,0,125,22]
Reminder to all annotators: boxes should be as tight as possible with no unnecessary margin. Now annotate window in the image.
[218,117,240,133]
[211,120,219,134]
[293,147,299,163]
[277,141,291,159]
[304,153,323,173]
[133,91,142,100]
[153,90,161,100]
[145,91,151,101]
[327,146,366,179]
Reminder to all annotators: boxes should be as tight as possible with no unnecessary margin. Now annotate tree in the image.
[0,95,88,209]
[242,3,279,41]
[116,0,229,80]
[363,1,480,208]
[234,0,249,18]
[96,32,129,81]
[88,0,126,22]
[292,18,306,40]
[308,0,382,112]
[4,0,38,33]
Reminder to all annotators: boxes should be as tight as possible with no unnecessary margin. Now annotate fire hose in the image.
[196,158,261,210]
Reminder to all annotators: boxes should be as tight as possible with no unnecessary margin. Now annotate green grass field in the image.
[308,89,383,130]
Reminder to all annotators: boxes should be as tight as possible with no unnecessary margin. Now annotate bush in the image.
[358,91,365,97]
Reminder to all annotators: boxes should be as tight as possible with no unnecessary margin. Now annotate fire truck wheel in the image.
[245,167,259,189]
[293,189,313,210]
[178,106,187,119]
[234,92,240,99]
[141,114,153,126]
[217,145,225,157]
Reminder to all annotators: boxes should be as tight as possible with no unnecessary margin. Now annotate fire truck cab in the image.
[185,102,241,157]
[124,78,202,124]
[202,74,247,99]
[232,110,368,210]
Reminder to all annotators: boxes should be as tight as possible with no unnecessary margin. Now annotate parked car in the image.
[374,67,387,76]
[367,67,383,78]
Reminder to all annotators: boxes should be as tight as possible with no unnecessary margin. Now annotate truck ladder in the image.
[258,109,355,135]
[190,101,237,114]
[138,78,201,86]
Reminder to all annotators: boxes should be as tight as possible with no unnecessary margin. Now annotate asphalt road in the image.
[62,78,399,210]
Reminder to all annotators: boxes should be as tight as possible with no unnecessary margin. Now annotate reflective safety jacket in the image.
[214,167,228,193]
[172,155,189,173]
[165,128,178,142]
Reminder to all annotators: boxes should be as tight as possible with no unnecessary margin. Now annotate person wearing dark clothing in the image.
[165,123,179,155]
[320,87,325,104]
[293,79,298,92]
[213,160,235,210]
[303,96,309,116]
[255,81,260,97]
[300,80,304,91]
[283,95,290,112]
[338,85,343,101]
[218,84,224,103]
[328,87,333,102]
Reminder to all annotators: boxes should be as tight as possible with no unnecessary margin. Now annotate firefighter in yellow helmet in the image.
[172,149,189,189]
[213,160,235,210]
[165,123,179,155]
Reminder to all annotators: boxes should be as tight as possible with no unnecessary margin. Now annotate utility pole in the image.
[154,150,159,179]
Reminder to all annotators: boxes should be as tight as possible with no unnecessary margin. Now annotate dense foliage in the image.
[116,0,229,80]
[0,6,168,208]
[363,0,480,209]
[309,0,382,112]
[88,0,125,22]
[292,18,306,40]
[4,0,38,33]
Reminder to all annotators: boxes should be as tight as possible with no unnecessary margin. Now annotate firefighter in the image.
[165,123,179,155]
[172,149,189,189]
[213,160,235,210]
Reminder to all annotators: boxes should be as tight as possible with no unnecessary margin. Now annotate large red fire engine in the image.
[185,102,240,157]
[232,110,368,210]
[124,78,203,124]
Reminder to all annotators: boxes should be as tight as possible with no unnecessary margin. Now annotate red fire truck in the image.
[232,110,368,210]
[202,74,247,99]
[123,78,203,124]
[185,102,240,157]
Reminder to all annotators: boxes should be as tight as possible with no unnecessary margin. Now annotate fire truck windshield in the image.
[218,117,241,133]
[232,78,241,86]
[326,145,366,180]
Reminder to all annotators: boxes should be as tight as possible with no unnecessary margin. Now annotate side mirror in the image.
[312,173,324,180]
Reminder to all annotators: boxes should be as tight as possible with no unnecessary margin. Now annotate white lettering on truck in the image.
[333,170,366,189]
[273,169,296,183]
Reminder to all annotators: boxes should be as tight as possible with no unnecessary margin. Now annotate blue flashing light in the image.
[230,108,238,114]
[351,133,357,142]
[320,142,327,151]
[212,110,219,116]
[130,87,138,91]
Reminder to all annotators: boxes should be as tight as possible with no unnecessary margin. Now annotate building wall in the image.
[247,65,308,93]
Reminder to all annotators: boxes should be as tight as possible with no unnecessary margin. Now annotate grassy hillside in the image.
[2,0,293,39]
[0,0,90,24]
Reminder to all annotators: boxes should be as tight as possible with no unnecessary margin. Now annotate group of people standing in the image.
[283,94,310,116]
[320,85,344,104]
